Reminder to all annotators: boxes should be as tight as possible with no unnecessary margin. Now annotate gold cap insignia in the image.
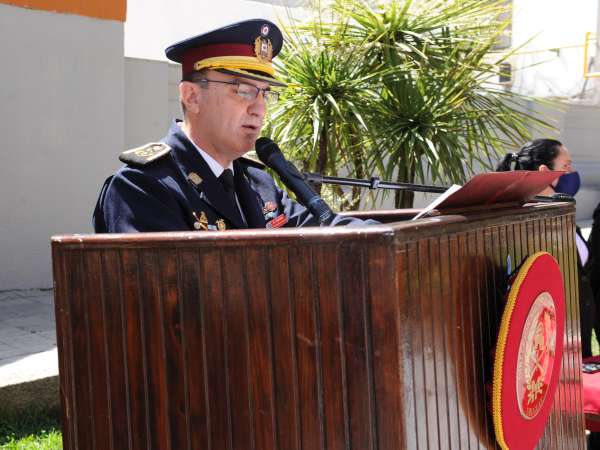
[216,219,226,231]
[254,35,273,62]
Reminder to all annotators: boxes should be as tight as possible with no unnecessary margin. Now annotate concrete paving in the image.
[0,289,56,376]
[0,289,58,416]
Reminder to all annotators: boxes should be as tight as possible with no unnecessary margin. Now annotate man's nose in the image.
[248,93,267,116]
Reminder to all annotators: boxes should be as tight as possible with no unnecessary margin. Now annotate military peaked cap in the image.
[165,19,285,86]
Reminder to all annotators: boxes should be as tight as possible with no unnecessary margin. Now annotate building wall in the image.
[0,3,124,289]
[125,58,171,148]
[124,0,292,61]
[558,103,600,220]
[123,58,182,149]
[510,0,598,98]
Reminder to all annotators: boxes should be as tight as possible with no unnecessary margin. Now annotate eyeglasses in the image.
[197,79,279,104]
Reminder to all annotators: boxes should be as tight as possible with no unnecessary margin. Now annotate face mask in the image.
[554,171,580,196]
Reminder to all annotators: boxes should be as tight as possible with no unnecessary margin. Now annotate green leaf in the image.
[265,0,556,209]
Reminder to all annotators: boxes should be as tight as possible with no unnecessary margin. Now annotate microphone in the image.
[255,137,334,225]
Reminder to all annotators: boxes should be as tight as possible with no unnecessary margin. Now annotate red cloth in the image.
[583,356,600,432]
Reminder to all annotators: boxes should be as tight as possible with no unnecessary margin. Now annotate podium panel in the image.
[52,203,585,449]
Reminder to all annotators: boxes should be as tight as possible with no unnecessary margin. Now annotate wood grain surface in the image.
[52,203,585,449]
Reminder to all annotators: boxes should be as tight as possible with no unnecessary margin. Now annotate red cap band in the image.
[181,43,255,75]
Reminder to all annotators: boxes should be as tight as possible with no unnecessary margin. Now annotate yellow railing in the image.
[584,32,600,78]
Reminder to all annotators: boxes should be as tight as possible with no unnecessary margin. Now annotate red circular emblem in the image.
[493,252,565,450]
[516,292,557,419]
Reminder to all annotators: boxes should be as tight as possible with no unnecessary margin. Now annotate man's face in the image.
[192,70,268,161]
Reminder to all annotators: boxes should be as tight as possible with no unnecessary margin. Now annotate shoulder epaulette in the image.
[238,151,265,170]
[119,142,171,166]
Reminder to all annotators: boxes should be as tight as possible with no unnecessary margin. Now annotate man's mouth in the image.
[242,124,260,131]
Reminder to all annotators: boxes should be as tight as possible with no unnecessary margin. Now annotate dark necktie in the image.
[219,168,235,195]
[218,169,246,226]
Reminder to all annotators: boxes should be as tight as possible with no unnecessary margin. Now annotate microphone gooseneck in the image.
[255,137,334,225]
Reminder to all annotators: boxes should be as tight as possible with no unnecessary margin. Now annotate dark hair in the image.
[496,139,563,171]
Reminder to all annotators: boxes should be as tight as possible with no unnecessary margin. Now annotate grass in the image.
[0,432,62,450]
[0,406,62,449]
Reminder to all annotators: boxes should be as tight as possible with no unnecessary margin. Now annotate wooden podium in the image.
[52,202,586,449]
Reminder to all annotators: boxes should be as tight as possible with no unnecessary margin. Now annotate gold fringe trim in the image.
[194,56,274,76]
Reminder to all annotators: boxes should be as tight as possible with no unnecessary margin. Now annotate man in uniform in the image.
[93,19,374,232]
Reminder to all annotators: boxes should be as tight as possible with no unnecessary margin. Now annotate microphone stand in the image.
[532,193,575,203]
[303,173,449,194]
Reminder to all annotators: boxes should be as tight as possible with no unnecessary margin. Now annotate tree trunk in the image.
[315,124,329,196]
[394,162,416,208]
[351,142,364,210]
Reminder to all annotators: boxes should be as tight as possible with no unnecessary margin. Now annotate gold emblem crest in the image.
[193,211,209,231]
[216,219,226,231]
[254,36,273,62]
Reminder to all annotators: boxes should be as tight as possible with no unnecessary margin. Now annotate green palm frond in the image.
[265,0,555,209]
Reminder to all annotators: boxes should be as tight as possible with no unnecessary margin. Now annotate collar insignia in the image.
[187,172,203,187]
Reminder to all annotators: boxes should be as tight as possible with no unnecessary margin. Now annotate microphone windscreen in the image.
[255,137,279,164]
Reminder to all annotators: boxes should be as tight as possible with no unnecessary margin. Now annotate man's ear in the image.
[538,164,550,172]
[180,81,201,114]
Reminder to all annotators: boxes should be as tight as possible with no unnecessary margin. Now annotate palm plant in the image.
[266,18,382,208]
[266,0,554,208]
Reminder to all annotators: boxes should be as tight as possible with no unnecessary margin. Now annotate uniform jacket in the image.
[576,226,596,358]
[93,121,372,233]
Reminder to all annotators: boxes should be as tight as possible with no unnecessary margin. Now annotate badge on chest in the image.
[192,211,227,231]
[262,201,277,220]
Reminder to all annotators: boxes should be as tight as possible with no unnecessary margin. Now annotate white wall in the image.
[124,59,182,149]
[125,58,171,148]
[124,0,297,61]
[510,0,598,98]
[0,4,124,289]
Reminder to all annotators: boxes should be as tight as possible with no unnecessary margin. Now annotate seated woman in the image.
[497,138,596,357]
[496,138,574,191]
